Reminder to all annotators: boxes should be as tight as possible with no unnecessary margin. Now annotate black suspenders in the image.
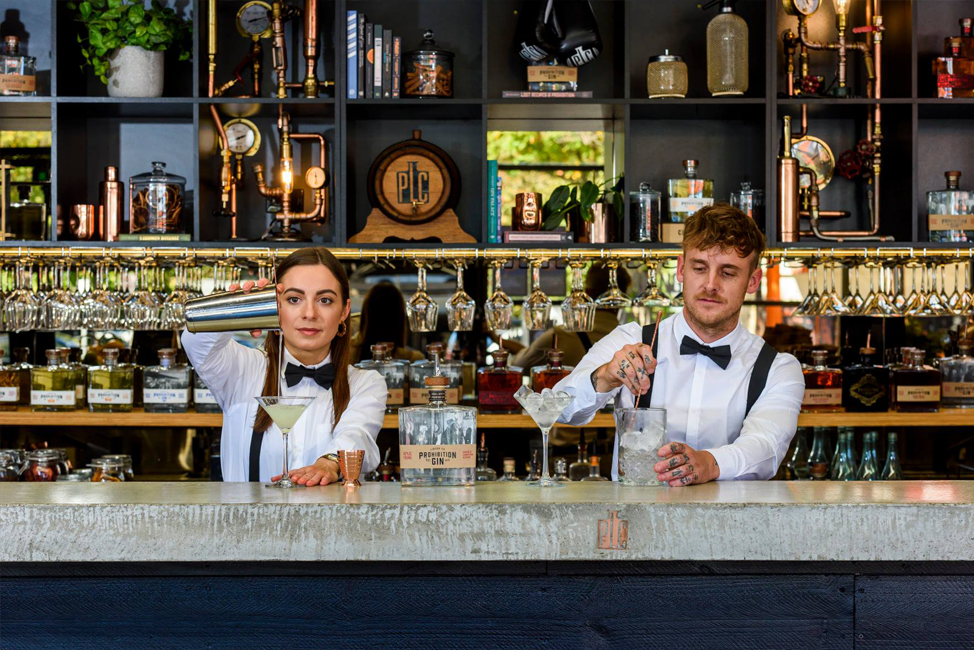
[249,428,264,482]
[576,331,593,352]
[635,324,777,417]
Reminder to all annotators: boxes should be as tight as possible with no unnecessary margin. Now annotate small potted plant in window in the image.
[67,0,192,98]
[542,176,624,243]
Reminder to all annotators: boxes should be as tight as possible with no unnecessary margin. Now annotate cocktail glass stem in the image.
[540,427,552,482]
[277,428,294,488]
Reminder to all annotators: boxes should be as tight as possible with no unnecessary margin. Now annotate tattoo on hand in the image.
[672,469,683,477]
[668,457,680,468]
[682,454,690,464]
[686,464,693,473]
[618,371,627,380]
[628,351,636,360]
[669,443,684,454]
[637,367,646,376]
[644,355,653,366]
[680,475,693,485]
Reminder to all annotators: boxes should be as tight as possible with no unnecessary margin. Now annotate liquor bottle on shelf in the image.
[892,350,941,413]
[0,351,21,411]
[958,17,974,59]
[476,349,522,413]
[356,343,407,412]
[65,349,87,410]
[568,430,590,481]
[377,448,398,482]
[0,36,37,96]
[786,428,810,480]
[87,349,135,413]
[703,0,748,97]
[664,159,714,243]
[193,369,222,413]
[144,348,191,413]
[409,343,462,405]
[934,37,974,99]
[397,375,477,487]
[832,429,857,481]
[553,457,569,482]
[580,455,609,481]
[531,348,573,392]
[843,344,889,412]
[497,457,519,482]
[926,171,972,244]
[802,350,842,413]
[10,348,32,407]
[880,432,903,480]
[941,340,974,408]
[475,432,497,482]
[855,431,880,481]
[5,185,47,240]
[31,350,76,412]
[807,427,830,480]
[525,449,540,482]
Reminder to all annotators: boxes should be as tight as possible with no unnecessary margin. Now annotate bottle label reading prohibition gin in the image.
[194,388,217,404]
[88,389,133,405]
[410,386,459,405]
[144,388,190,404]
[803,388,841,406]
[400,444,476,469]
[943,382,974,398]
[0,387,19,402]
[30,390,74,406]
[896,386,941,402]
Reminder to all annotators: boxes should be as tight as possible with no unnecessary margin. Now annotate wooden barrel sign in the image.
[367,130,461,225]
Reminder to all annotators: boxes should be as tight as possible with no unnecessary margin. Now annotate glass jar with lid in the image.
[646,50,688,98]
[129,161,186,234]
[0,451,21,481]
[631,183,661,243]
[100,454,135,481]
[403,30,454,98]
[57,473,89,482]
[90,458,125,482]
[21,449,62,481]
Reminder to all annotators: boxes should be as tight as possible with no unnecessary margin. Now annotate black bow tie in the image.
[679,336,732,370]
[284,362,336,389]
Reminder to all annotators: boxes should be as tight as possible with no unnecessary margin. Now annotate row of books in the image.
[346,11,401,99]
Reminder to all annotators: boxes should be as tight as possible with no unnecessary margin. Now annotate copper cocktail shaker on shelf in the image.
[184,288,280,333]
[98,166,124,241]
[777,115,800,243]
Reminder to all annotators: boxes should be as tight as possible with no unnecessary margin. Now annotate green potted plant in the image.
[67,0,192,98]
[542,176,625,243]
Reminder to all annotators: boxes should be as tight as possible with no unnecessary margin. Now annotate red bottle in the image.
[477,350,523,413]
[531,348,573,392]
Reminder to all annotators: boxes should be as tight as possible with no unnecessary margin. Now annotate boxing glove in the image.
[547,0,602,67]
[515,0,558,62]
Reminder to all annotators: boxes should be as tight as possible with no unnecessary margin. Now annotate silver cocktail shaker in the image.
[184,288,280,333]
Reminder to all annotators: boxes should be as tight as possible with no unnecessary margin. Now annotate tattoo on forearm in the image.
[591,370,599,392]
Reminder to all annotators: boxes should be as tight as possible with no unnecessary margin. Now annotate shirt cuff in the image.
[705,446,737,481]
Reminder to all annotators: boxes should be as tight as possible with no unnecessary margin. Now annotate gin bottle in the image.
[855,431,880,481]
[892,350,941,413]
[31,349,76,412]
[398,374,477,486]
[0,351,21,411]
[927,171,973,243]
[802,350,842,413]
[409,342,462,405]
[87,348,135,413]
[193,369,222,413]
[843,345,889,412]
[11,348,32,407]
[144,348,191,413]
[475,432,497,481]
[664,159,714,242]
[941,341,974,408]
[880,432,903,480]
[356,343,407,411]
[1,36,37,96]
[65,348,88,410]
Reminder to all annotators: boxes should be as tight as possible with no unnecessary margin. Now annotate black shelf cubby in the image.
[916,116,974,242]
[1,0,53,97]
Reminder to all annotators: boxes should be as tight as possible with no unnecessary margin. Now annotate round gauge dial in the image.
[792,136,835,190]
[782,0,821,16]
[236,1,272,39]
[305,166,328,190]
[224,119,261,156]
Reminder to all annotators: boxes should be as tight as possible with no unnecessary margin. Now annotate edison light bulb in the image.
[280,158,293,194]
[832,0,851,16]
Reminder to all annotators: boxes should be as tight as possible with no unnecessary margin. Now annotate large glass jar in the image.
[0,451,21,481]
[398,376,477,486]
[129,161,186,234]
[21,449,62,482]
[100,454,135,481]
[646,50,688,98]
[706,3,748,96]
[90,458,125,482]
[403,30,454,98]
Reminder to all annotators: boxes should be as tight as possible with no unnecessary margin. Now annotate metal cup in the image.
[68,204,97,241]
[184,287,280,333]
[338,450,365,489]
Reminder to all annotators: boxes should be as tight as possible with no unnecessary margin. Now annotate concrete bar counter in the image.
[3,482,973,649]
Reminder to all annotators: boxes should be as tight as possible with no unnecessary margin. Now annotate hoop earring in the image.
[337,320,347,337]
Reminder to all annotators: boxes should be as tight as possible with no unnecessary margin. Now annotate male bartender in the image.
[554,205,804,486]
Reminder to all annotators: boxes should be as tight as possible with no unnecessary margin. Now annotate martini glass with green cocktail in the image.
[255,395,316,488]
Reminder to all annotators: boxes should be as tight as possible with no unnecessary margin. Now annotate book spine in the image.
[357,13,366,98]
[500,91,594,98]
[392,37,402,98]
[365,23,373,99]
[373,24,383,99]
[382,29,392,98]
[346,11,357,100]
[496,175,503,243]
[487,160,498,243]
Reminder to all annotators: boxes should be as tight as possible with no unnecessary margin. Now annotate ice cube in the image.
[540,387,555,399]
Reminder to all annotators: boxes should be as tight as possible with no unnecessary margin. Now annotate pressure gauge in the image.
[782,0,821,17]
[792,136,835,190]
[224,118,261,156]
[236,1,273,39]
[305,166,328,190]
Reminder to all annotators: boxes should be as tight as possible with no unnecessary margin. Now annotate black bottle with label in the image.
[842,346,889,412]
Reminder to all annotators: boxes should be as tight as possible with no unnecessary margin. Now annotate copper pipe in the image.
[800,210,850,218]
[777,116,800,243]
[271,1,288,98]
[290,133,329,224]
[783,29,798,97]
[301,0,322,97]
[207,0,236,230]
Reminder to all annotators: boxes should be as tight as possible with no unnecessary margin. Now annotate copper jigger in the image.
[513,192,543,231]
[338,450,365,489]
[68,204,98,240]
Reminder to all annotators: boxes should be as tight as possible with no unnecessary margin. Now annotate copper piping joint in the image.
[271,1,288,98]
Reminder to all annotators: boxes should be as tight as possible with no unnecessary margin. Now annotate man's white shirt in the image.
[554,311,805,480]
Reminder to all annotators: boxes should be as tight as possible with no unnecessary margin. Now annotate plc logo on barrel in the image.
[597,510,628,550]
[397,160,429,205]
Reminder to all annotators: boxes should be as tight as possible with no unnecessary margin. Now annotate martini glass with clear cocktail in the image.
[255,395,316,488]
[514,386,574,487]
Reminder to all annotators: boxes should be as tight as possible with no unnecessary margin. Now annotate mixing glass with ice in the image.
[514,386,574,487]
[615,407,667,486]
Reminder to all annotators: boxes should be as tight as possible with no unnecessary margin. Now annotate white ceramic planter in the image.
[106,46,164,98]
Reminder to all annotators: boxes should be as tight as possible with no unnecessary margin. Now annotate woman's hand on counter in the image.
[227,277,283,338]
[271,456,341,487]
[654,442,719,487]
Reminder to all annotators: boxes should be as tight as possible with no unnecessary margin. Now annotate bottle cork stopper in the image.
[425,375,450,388]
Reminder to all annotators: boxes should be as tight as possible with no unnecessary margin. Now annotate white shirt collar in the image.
[283,345,333,369]
[673,310,744,351]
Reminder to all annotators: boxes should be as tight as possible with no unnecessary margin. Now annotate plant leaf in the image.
[543,211,566,231]
[545,185,570,213]
[579,181,599,210]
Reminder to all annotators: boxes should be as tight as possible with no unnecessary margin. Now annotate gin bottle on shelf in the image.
[409,343,462,405]
[786,428,810,480]
[11,348,32,407]
[475,432,497,481]
[934,38,974,99]
[87,349,134,413]
[397,375,477,487]
[476,349,522,413]
[802,350,842,413]
[6,185,47,240]
[892,350,941,413]
[144,348,191,413]
[958,17,973,59]
[843,345,889,412]
[881,432,903,480]
[497,458,519,482]
[664,159,714,243]
[31,350,76,412]
[927,171,973,243]
[855,431,880,481]
[941,341,974,408]
[807,427,831,480]
[0,351,21,411]
[1,36,37,96]
[356,343,407,412]
[531,348,573,392]
[568,429,590,481]
[193,369,222,413]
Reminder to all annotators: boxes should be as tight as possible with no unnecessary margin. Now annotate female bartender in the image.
[182,247,387,485]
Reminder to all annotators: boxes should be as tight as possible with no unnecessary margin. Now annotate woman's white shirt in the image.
[181,330,387,482]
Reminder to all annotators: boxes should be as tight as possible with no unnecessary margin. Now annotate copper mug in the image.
[338,450,365,489]
[513,192,543,231]
[68,204,98,240]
